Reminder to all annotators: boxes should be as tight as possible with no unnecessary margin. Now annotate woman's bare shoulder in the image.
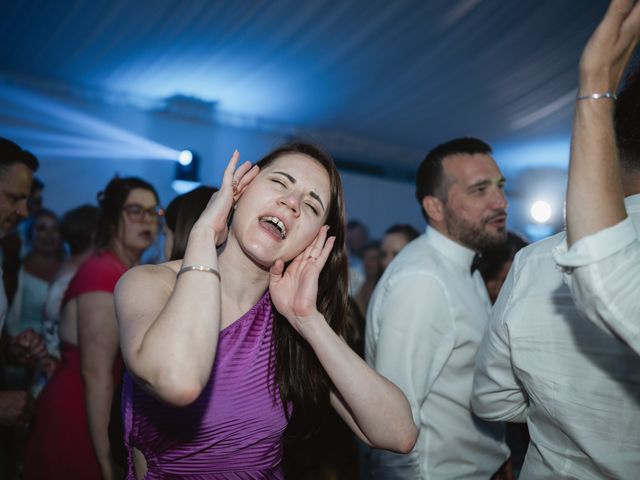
[117,260,182,295]
[144,259,182,275]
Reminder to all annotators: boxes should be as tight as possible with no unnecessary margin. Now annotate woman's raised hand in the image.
[579,0,640,93]
[269,225,335,335]
[196,150,259,245]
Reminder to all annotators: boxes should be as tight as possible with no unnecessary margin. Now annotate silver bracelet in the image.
[576,92,617,101]
[177,264,221,281]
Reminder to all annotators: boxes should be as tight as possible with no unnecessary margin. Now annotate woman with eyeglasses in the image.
[115,144,417,479]
[24,177,161,480]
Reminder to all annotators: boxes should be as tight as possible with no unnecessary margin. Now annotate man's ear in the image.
[423,195,445,223]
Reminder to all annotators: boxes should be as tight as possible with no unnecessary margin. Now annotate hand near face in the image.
[269,225,335,334]
[195,150,259,245]
[6,328,48,365]
[579,0,640,92]
[0,390,34,427]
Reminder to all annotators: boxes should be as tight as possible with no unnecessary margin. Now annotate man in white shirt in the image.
[472,3,640,478]
[365,137,510,479]
[0,137,47,429]
[554,0,640,357]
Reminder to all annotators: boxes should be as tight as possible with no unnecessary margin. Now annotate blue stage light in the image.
[178,150,193,166]
[0,81,180,161]
[173,150,200,193]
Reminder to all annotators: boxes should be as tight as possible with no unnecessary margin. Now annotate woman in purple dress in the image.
[115,143,417,479]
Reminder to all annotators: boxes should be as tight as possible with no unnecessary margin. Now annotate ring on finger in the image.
[232,180,239,194]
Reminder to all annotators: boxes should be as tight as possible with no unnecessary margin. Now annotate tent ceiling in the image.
[0,0,612,170]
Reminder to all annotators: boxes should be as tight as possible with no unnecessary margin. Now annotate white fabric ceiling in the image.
[0,0,613,172]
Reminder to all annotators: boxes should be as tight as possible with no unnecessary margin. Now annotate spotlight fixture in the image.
[172,149,200,193]
[178,150,193,166]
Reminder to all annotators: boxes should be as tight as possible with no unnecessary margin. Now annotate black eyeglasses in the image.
[122,203,164,223]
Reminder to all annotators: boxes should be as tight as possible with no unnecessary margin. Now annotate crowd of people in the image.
[0,1,638,478]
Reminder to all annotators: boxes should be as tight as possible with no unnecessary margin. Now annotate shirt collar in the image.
[624,193,640,213]
[424,226,477,271]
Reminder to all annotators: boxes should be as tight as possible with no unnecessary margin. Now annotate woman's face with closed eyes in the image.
[229,153,331,268]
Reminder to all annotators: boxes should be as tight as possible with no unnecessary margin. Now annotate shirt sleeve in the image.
[369,271,456,477]
[553,218,640,355]
[472,252,529,423]
[552,216,636,268]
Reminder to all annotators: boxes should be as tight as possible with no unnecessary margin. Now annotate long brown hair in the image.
[257,143,349,435]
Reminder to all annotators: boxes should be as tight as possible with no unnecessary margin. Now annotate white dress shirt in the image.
[553,194,640,355]
[366,227,508,480]
[473,218,640,479]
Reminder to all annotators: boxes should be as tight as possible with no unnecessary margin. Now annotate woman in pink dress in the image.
[24,177,161,480]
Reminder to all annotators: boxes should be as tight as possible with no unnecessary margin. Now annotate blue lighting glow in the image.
[172,180,201,194]
[524,223,555,242]
[178,150,194,166]
[0,81,180,161]
[493,137,571,176]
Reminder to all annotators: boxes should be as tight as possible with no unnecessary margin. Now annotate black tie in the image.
[470,253,483,275]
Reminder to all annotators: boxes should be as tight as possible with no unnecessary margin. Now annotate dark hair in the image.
[0,137,39,177]
[256,143,348,435]
[346,219,367,232]
[167,186,217,260]
[615,66,640,170]
[344,296,365,358]
[61,204,99,255]
[415,137,492,219]
[31,177,44,192]
[384,223,420,243]
[95,176,159,250]
[345,219,369,257]
[164,195,182,234]
[480,231,528,281]
[29,208,58,229]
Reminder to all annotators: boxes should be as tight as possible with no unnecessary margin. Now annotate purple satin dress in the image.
[122,292,289,479]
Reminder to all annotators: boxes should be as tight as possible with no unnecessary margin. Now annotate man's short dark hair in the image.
[385,223,420,243]
[415,137,492,205]
[615,65,640,171]
[0,137,39,177]
[346,219,367,232]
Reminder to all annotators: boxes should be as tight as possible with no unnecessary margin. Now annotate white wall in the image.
[5,81,565,244]
[28,98,285,213]
[2,82,423,239]
[341,171,423,239]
